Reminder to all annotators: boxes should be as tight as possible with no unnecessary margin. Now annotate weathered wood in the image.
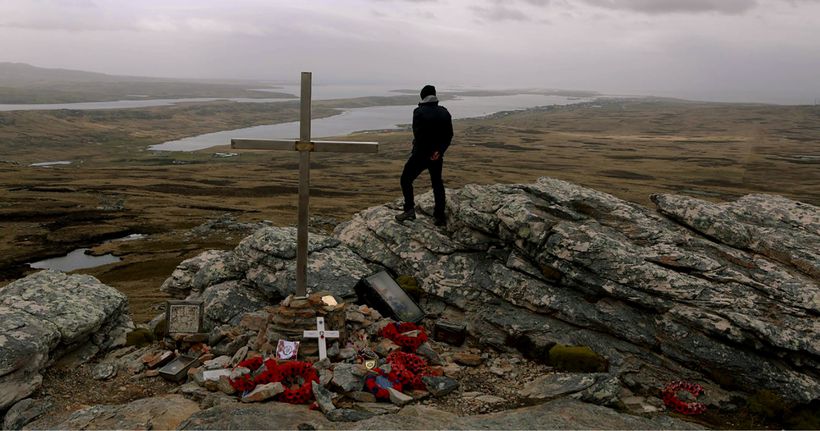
[296,73,312,297]
[231,139,377,153]
[231,139,296,150]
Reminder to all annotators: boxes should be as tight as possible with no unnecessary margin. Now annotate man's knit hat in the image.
[420,85,436,99]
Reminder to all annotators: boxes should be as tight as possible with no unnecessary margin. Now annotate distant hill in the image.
[0,62,155,86]
[0,63,293,104]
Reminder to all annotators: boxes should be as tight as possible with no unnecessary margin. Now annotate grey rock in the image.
[203,355,232,370]
[421,376,459,397]
[326,408,375,423]
[416,342,444,366]
[195,282,267,331]
[91,363,117,381]
[338,347,357,360]
[178,402,330,430]
[26,395,199,430]
[386,387,413,406]
[334,178,820,403]
[520,373,602,401]
[2,398,52,430]
[175,399,700,431]
[331,363,367,393]
[312,383,336,415]
[347,391,377,403]
[0,270,132,411]
[350,398,700,430]
[351,403,400,416]
[160,250,237,299]
[241,382,284,403]
[230,346,249,367]
[574,375,624,408]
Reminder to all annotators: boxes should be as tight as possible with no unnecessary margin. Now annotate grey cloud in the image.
[470,5,531,21]
[580,0,758,14]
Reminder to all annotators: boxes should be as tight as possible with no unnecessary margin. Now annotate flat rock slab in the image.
[176,398,700,430]
[346,398,701,430]
[520,373,603,401]
[179,401,331,430]
[26,395,199,430]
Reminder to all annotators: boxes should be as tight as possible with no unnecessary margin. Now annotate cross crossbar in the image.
[232,139,379,153]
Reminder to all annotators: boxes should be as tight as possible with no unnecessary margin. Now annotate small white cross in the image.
[302,317,339,361]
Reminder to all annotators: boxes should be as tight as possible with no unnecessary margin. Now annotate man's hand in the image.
[430,151,441,161]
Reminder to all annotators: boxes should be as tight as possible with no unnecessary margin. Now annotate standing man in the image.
[395,84,453,226]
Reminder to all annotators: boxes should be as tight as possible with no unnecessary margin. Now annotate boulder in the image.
[0,270,133,412]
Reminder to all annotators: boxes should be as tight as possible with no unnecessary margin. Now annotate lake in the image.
[151,93,587,152]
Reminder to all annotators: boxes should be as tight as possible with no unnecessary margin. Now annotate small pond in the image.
[29,248,121,272]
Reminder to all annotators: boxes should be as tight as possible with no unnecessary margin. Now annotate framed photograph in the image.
[166,300,204,335]
[276,340,300,360]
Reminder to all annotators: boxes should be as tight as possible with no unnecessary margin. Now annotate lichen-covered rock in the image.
[0,270,133,412]
[334,178,819,403]
[160,250,237,299]
[161,177,819,406]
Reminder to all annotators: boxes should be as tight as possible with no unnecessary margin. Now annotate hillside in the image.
[0,62,293,103]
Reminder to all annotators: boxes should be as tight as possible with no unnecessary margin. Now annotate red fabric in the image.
[662,381,707,415]
[387,351,429,390]
[379,322,429,351]
[228,358,318,405]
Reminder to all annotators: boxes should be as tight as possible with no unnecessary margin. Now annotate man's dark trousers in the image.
[401,153,445,220]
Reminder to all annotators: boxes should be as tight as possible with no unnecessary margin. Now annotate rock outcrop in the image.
[26,394,199,430]
[0,270,133,414]
[164,177,819,408]
[178,397,697,430]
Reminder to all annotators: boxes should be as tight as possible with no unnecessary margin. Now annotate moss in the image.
[747,389,786,420]
[396,274,422,301]
[547,344,609,372]
[126,327,155,347]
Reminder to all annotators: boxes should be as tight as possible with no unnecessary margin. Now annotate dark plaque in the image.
[158,354,201,382]
[166,300,204,335]
[355,271,425,323]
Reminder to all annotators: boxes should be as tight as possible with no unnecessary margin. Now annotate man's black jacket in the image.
[412,100,453,158]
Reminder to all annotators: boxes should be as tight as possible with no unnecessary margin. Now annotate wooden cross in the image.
[231,72,378,297]
[302,317,339,361]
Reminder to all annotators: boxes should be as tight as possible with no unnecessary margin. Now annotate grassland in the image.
[1,97,818,321]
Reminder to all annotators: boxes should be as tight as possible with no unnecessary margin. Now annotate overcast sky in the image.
[2,0,820,103]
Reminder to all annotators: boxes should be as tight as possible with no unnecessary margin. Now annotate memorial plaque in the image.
[355,271,425,323]
[166,300,204,335]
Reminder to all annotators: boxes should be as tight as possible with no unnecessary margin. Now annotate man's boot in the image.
[434,216,447,227]
[395,210,416,222]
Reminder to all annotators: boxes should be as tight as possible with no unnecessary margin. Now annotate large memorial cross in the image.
[231,72,379,297]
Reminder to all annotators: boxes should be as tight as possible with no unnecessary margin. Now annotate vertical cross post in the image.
[296,72,311,298]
